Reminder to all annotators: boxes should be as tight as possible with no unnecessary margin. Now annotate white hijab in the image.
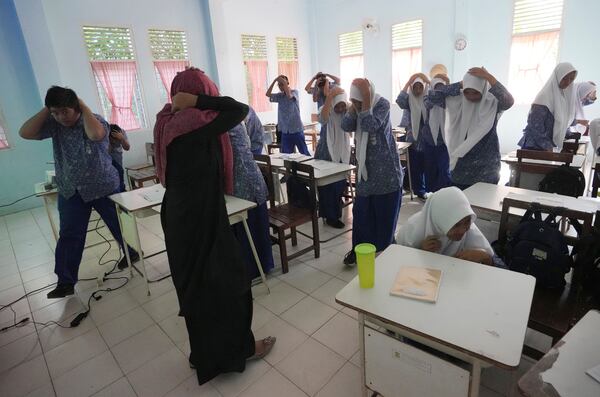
[445,73,499,170]
[408,78,428,140]
[532,62,577,151]
[325,92,351,163]
[349,80,381,182]
[428,77,447,145]
[590,118,600,155]
[572,81,596,121]
[396,187,494,257]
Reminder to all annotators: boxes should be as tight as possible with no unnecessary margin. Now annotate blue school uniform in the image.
[342,98,403,251]
[227,124,274,278]
[518,105,555,150]
[422,92,453,192]
[396,91,427,196]
[245,107,265,155]
[270,89,310,155]
[426,82,514,189]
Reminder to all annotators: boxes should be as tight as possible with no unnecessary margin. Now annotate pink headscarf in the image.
[153,69,233,194]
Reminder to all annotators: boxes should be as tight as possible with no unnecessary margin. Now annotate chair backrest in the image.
[267,144,281,155]
[253,154,276,207]
[592,162,600,198]
[561,141,579,154]
[512,149,574,188]
[497,197,593,249]
[146,142,156,165]
[283,160,317,212]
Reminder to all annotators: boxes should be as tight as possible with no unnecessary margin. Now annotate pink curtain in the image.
[508,31,560,104]
[392,47,422,98]
[278,61,299,89]
[91,60,140,130]
[339,55,364,94]
[245,60,271,112]
[154,60,190,102]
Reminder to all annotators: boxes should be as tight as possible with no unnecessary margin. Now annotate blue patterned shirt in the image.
[245,107,265,155]
[228,124,269,205]
[426,82,514,186]
[396,91,443,149]
[40,114,119,202]
[341,98,403,196]
[518,105,555,150]
[269,89,304,134]
[310,82,338,109]
[109,130,128,166]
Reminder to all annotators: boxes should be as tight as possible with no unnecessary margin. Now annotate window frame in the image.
[338,30,364,94]
[390,19,424,99]
[241,34,270,112]
[148,28,191,103]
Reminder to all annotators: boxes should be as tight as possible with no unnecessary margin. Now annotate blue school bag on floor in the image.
[504,205,572,289]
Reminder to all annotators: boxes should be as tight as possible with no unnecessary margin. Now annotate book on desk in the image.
[390,266,443,303]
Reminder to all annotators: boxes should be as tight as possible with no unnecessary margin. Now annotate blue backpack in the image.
[504,206,572,289]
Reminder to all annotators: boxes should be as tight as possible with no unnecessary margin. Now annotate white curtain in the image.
[340,55,364,94]
[508,31,560,104]
[392,47,422,99]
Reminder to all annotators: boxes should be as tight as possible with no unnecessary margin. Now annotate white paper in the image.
[586,364,600,384]
[140,187,164,203]
[505,192,564,207]
[303,159,341,170]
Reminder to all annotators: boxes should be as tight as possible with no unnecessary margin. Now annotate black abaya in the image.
[160,95,253,384]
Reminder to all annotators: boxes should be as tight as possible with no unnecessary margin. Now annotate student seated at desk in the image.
[518,62,578,151]
[314,85,351,229]
[396,187,505,268]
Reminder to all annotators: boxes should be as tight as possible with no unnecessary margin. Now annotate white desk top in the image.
[397,142,412,151]
[109,185,256,215]
[519,310,600,396]
[335,245,535,368]
[502,151,585,168]
[463,183,599,215]
[268,153,312,168]
[302,159,355,180]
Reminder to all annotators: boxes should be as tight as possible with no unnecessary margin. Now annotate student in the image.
[342,78,403,265]
[518,62,578,151]
[423,74,452,191]
[108,124,130,192]
[154,68,275,384]
[244,106,266,155]
[397,73,430,199]
[266,75,310,155]
[228,122,275,278]
[305,72,341,108]
[396,187,505,267]
[427,67,514,190]
[568,81,596,135]
[314,85,351,228]
[19,86,138,298]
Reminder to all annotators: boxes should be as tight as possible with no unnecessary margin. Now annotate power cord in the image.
[0,193,38,208]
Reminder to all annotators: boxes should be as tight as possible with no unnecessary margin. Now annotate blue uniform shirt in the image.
[269,90,304,134]
[518,104,555,150]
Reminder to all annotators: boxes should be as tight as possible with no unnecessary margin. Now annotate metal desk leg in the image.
[115,204,150,295]
[115,204,134,280]
[470,360,481,397]
[358,312,368,397]
[44,196,59,242]
[130,212,150,296]
[241,218,270,294]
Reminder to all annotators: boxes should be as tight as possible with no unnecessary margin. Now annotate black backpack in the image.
[284,163,315,210]
[571,221,600,294]
[503,205,572,289]
[538,165,585,198]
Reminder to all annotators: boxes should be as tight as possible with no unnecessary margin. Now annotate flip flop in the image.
[248,336,277,361]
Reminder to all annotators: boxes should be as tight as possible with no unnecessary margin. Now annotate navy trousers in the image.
[423,143,452,193]
[317,180,346,221]
[408,145,426,196]
[232,202,274,279]
[55,191,131,285]
[352,190,402,252]
[281,132,310,155]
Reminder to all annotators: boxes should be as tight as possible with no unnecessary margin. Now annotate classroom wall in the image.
[310,0,600,153]
[14,0,217,170]
[208,0,317,124]
[0,0,49,215]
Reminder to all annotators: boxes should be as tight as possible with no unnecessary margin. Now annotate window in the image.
[508,0,564,104]
[0,109,9,149]
[83,26,147,130]
[149,29,190,103]
[392,20,423,99]
[242,34,270,112]
[339,31,364,93]
[276,37,299,88]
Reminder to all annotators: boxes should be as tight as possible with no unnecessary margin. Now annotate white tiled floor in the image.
[0,194,539,396]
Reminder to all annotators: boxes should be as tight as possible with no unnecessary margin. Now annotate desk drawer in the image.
[365,327,470,397]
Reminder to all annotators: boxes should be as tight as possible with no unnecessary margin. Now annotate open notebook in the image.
[390,267,443,303]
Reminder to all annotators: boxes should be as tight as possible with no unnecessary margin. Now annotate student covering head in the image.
[572,81,596,122]
[349,79,381,182]
[396,187,504,267]
[518,62,578,151]
[427,77,447,144]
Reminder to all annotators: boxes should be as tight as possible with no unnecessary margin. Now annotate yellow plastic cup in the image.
[355,243,376,288]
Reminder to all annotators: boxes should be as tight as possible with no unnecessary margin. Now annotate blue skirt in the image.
[232,202,274,279]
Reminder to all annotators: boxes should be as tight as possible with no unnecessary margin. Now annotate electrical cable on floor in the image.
[0,193,37,208]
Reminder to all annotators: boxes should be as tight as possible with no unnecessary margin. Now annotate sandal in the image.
[248,336,277,361]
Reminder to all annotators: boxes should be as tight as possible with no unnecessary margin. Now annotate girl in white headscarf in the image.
[427,67,514,190]
[314,85,351,228]
[396,73,430,199]
[341,78,403,265]
[567,81,596,136]
[518,62,578,151]
[396,187,505,267]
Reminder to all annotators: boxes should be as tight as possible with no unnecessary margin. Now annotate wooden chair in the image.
[497,197,594,359]
[591,162,600,198]
[561,131,580,155]
[126,142,159,189]
[253,154,276,207]
[511,149,574,188]
[268,160,320,273]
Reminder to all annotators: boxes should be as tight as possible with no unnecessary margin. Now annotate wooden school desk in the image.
[518,310,600,397]
[502,151,586,188]
[336,244,535,397]
[109,185,270,296]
